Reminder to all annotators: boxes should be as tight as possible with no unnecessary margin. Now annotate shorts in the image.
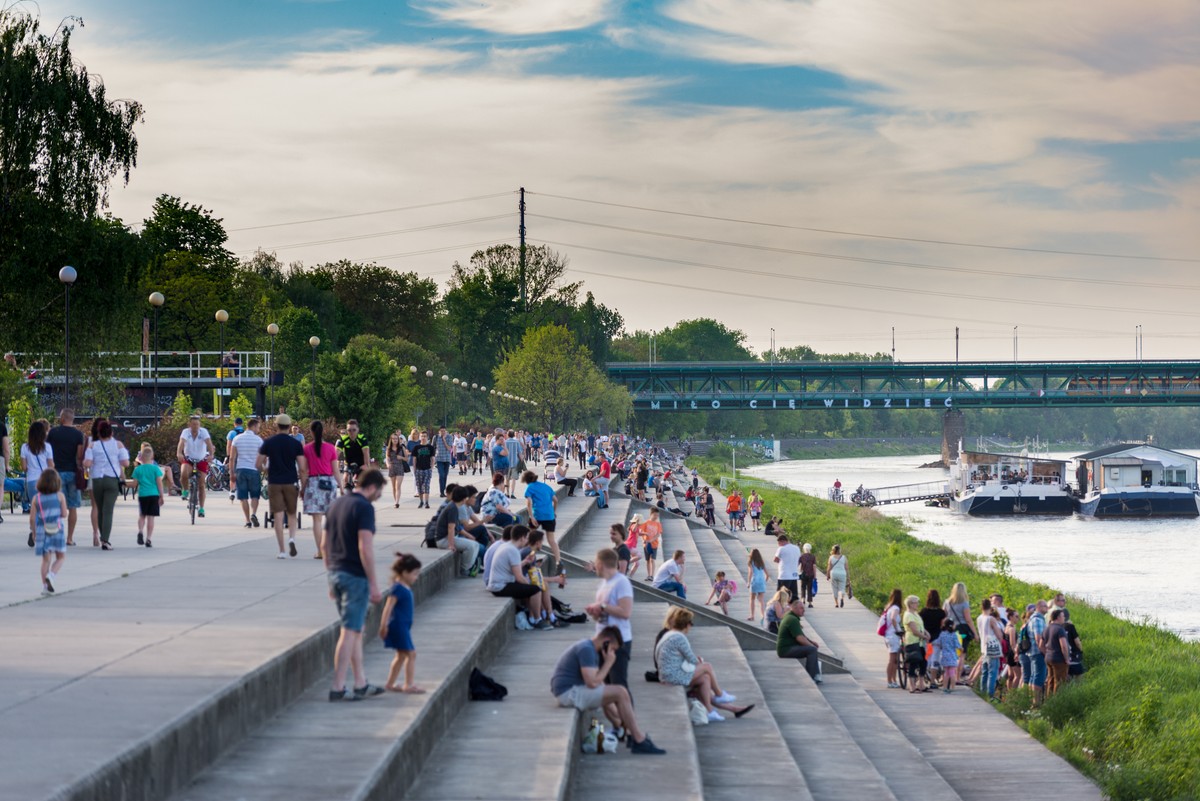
[186,459,210,475]
[490,582,542,599]
[235,468,262,501]
[538,518,556,533]
[137,495,161,517]
[885,632,902,654]
[456,452,467,462]
[644,543,658,560]
[60,472,82,509]
[328,571,370,632]
[304,475,337,515]
[268,483,299,515]
[750,511,760,519]
[556,684,606,711]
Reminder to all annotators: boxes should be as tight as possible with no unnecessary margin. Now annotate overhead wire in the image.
[526,191,1199,264]
[238,214,511,254]
[227,191,514,232]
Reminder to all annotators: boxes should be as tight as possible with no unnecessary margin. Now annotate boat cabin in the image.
[1073,444,1198,493]
[952,450,1068,489]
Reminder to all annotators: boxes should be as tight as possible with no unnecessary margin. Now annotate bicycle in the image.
[344,463,360,494]
[207,458,230,494]
[185,458,201,525]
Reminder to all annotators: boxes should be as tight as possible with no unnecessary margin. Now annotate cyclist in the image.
[176,415,214,517]
[336,419,370,493]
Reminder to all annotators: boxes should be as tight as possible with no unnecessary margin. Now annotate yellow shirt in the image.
[902,610,926,646]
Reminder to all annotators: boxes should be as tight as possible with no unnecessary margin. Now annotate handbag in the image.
[317,476,334,492]
[643,670,660,683]
[74,469,87,491]
[688,697,709,726]
[985,637,1002,659]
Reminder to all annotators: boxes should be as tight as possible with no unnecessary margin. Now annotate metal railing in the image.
[10,351,272,383]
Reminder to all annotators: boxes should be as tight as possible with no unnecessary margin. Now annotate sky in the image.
[21,0,1200,362]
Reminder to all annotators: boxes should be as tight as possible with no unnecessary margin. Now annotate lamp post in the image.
[59,266,77,406]
[149,292,165,422]
[266,323,279,415]
[441,375,449,427]
[309,336,321,417]
[215,309,229,416]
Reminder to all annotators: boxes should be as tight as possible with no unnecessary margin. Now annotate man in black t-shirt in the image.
[257,414,308,559]
[323,467,386,701]
[336,419,370,492]
[46,409,85,544]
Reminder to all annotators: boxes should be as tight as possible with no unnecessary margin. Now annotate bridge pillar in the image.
[941,409,965,465]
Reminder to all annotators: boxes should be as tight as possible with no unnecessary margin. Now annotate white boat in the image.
[949,450,1074,516]
[1073,444,1200,518]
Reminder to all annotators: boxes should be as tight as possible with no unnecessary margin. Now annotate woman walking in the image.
[303,420,341,559]
[410,431,435,509]
[746,549,768,623]
[21,420,53,547]
[30,468,66,593]
[826,544,849,608]
[386,432,409,508]
[84,417,105,545]
[883,588,904,687]
[83,420,129,550]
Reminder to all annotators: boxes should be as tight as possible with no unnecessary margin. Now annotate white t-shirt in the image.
[453,435,467,454]
[775,543,801,580]
[20,443,54,484]
[595,573,634,643]
[179,427,212,461]
[87,439,129,479]
[231,430,265,471]
[653,560,682,587]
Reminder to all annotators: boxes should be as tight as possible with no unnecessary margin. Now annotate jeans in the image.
[781,644,820,679]
[1028,652,1047,688]
[438,535,480,575]
[656,580,686,599]
[491,511,515,527]
[92,476,121,544]
[436,461,451,496]
[800,575,815,604]
[980,655,1001,697]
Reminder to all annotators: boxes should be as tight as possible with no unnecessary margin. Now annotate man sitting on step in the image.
[777,597,823,684]
[652,550,688,599]
[550,627,666,755]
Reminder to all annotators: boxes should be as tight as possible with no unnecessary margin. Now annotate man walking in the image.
[257,414,308,559]
[777,598,822,683]
[434,425,454,498]
[773,533,801,603]
[46,409,85,545]
[323,466,387,701]
[228,418,264,528]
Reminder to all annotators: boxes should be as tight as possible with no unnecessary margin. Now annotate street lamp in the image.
[266,322,279,415]
[441,374,449,426]
[309,336,321,417]
[215,309,229,416]
[425,370,433,379]
[59,266,77,406]
[410,365,418,375]
[149,292,165,422]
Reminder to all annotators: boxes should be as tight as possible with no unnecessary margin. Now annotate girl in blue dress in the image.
[746,549,768,624]
[381,552,423,693]
[30,469,67,595]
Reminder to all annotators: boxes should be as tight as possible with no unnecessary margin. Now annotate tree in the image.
[492,325,632,432]
[314,348,422,441]
[141,195,235,265]
[302,261,441,348]
[273,306,326,387]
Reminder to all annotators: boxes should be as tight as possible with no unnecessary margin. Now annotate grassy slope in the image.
[687,452,1200,801]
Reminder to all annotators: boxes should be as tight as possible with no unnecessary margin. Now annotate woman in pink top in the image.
[302,420,342,559]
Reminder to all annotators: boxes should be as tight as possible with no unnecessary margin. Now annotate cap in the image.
[189,414,201,421]
[234,417,244,425]
[276,413,293,427]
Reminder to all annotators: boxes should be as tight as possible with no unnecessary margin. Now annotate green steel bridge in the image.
[607,360,1200,412]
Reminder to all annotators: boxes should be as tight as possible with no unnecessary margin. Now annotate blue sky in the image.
[25,0,1200,359]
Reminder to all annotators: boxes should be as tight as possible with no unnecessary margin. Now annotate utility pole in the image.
[891,326,895,363]
[519,187,527,311]
[955,327,959,364]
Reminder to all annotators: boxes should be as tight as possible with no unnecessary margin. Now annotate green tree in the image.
[141,195,235,265]
[314,348,422,441]
[274,306,327,386]
[7,396,34,470]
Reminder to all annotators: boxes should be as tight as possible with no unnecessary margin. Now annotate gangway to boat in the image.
[841,480,950,507]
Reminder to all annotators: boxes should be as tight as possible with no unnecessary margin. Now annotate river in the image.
[743,453,1200,642]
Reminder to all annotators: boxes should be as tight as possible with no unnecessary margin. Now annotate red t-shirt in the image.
[599,459,611,479]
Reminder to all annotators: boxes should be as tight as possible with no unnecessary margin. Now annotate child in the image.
[30,468,67,594]
[614,522,640,576]
[934,618,961,693]
[381,552,424,694]
[130,446,166,546]
[523,529,565,626]
[706,570,736,615]
[746,549,768,623]
[640,510,663,581]
[748,491,764,531]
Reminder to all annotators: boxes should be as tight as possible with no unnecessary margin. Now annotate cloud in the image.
[416,0,613,34]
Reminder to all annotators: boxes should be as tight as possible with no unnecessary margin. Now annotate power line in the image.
[532,238,1200,321]
[239,214,511,254]
[529,213,1200,291]
[362,239,509,261]
[226,191,513,232]
[527,191,1198,264]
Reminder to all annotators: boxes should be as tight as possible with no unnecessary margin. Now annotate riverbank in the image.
[687,453,1200,801]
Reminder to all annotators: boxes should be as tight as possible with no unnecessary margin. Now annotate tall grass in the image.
[700,468,1200,801]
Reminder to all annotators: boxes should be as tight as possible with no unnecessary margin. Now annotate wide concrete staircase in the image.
[6,468,1101,801]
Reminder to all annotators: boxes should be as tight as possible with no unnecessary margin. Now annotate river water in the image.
[743,453,1200,642]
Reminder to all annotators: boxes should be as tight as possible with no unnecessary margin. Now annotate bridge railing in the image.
[10,351,272,384]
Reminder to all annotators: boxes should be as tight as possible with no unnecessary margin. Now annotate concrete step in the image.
[655,515,705,593]
[745,651,900,801]
[169,572,515,801]
[687,627,814,801]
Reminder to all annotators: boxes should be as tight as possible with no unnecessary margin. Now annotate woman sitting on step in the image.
[654,606,754,723]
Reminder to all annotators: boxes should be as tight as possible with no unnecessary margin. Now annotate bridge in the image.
[607,359,1200,411]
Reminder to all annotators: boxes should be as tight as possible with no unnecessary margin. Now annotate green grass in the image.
[694,464,1200,801]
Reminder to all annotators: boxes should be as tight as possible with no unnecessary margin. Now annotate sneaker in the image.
[707,710,725,722]
[551,618,571,628]
[288,539,298,557]
[630,736,667,755]
[277,552,287,560]
[43,576,55,594]
[137,532,144,545]
[712,692,736,704]
[814,675,823,685]
[198,508,205,518]
[533,618,554,631]
[145,539,153,548]
[353,684,385,699]
[328,688,347,702]
[251,514,260,528]
[181,489,188,500]
[244,522,252,529]
[887,682,901,688]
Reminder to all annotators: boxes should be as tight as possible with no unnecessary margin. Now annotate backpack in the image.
[877,611,890,637]
[1017,624,1032,654]
[423,510,444,546]
[468,667,508,701]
